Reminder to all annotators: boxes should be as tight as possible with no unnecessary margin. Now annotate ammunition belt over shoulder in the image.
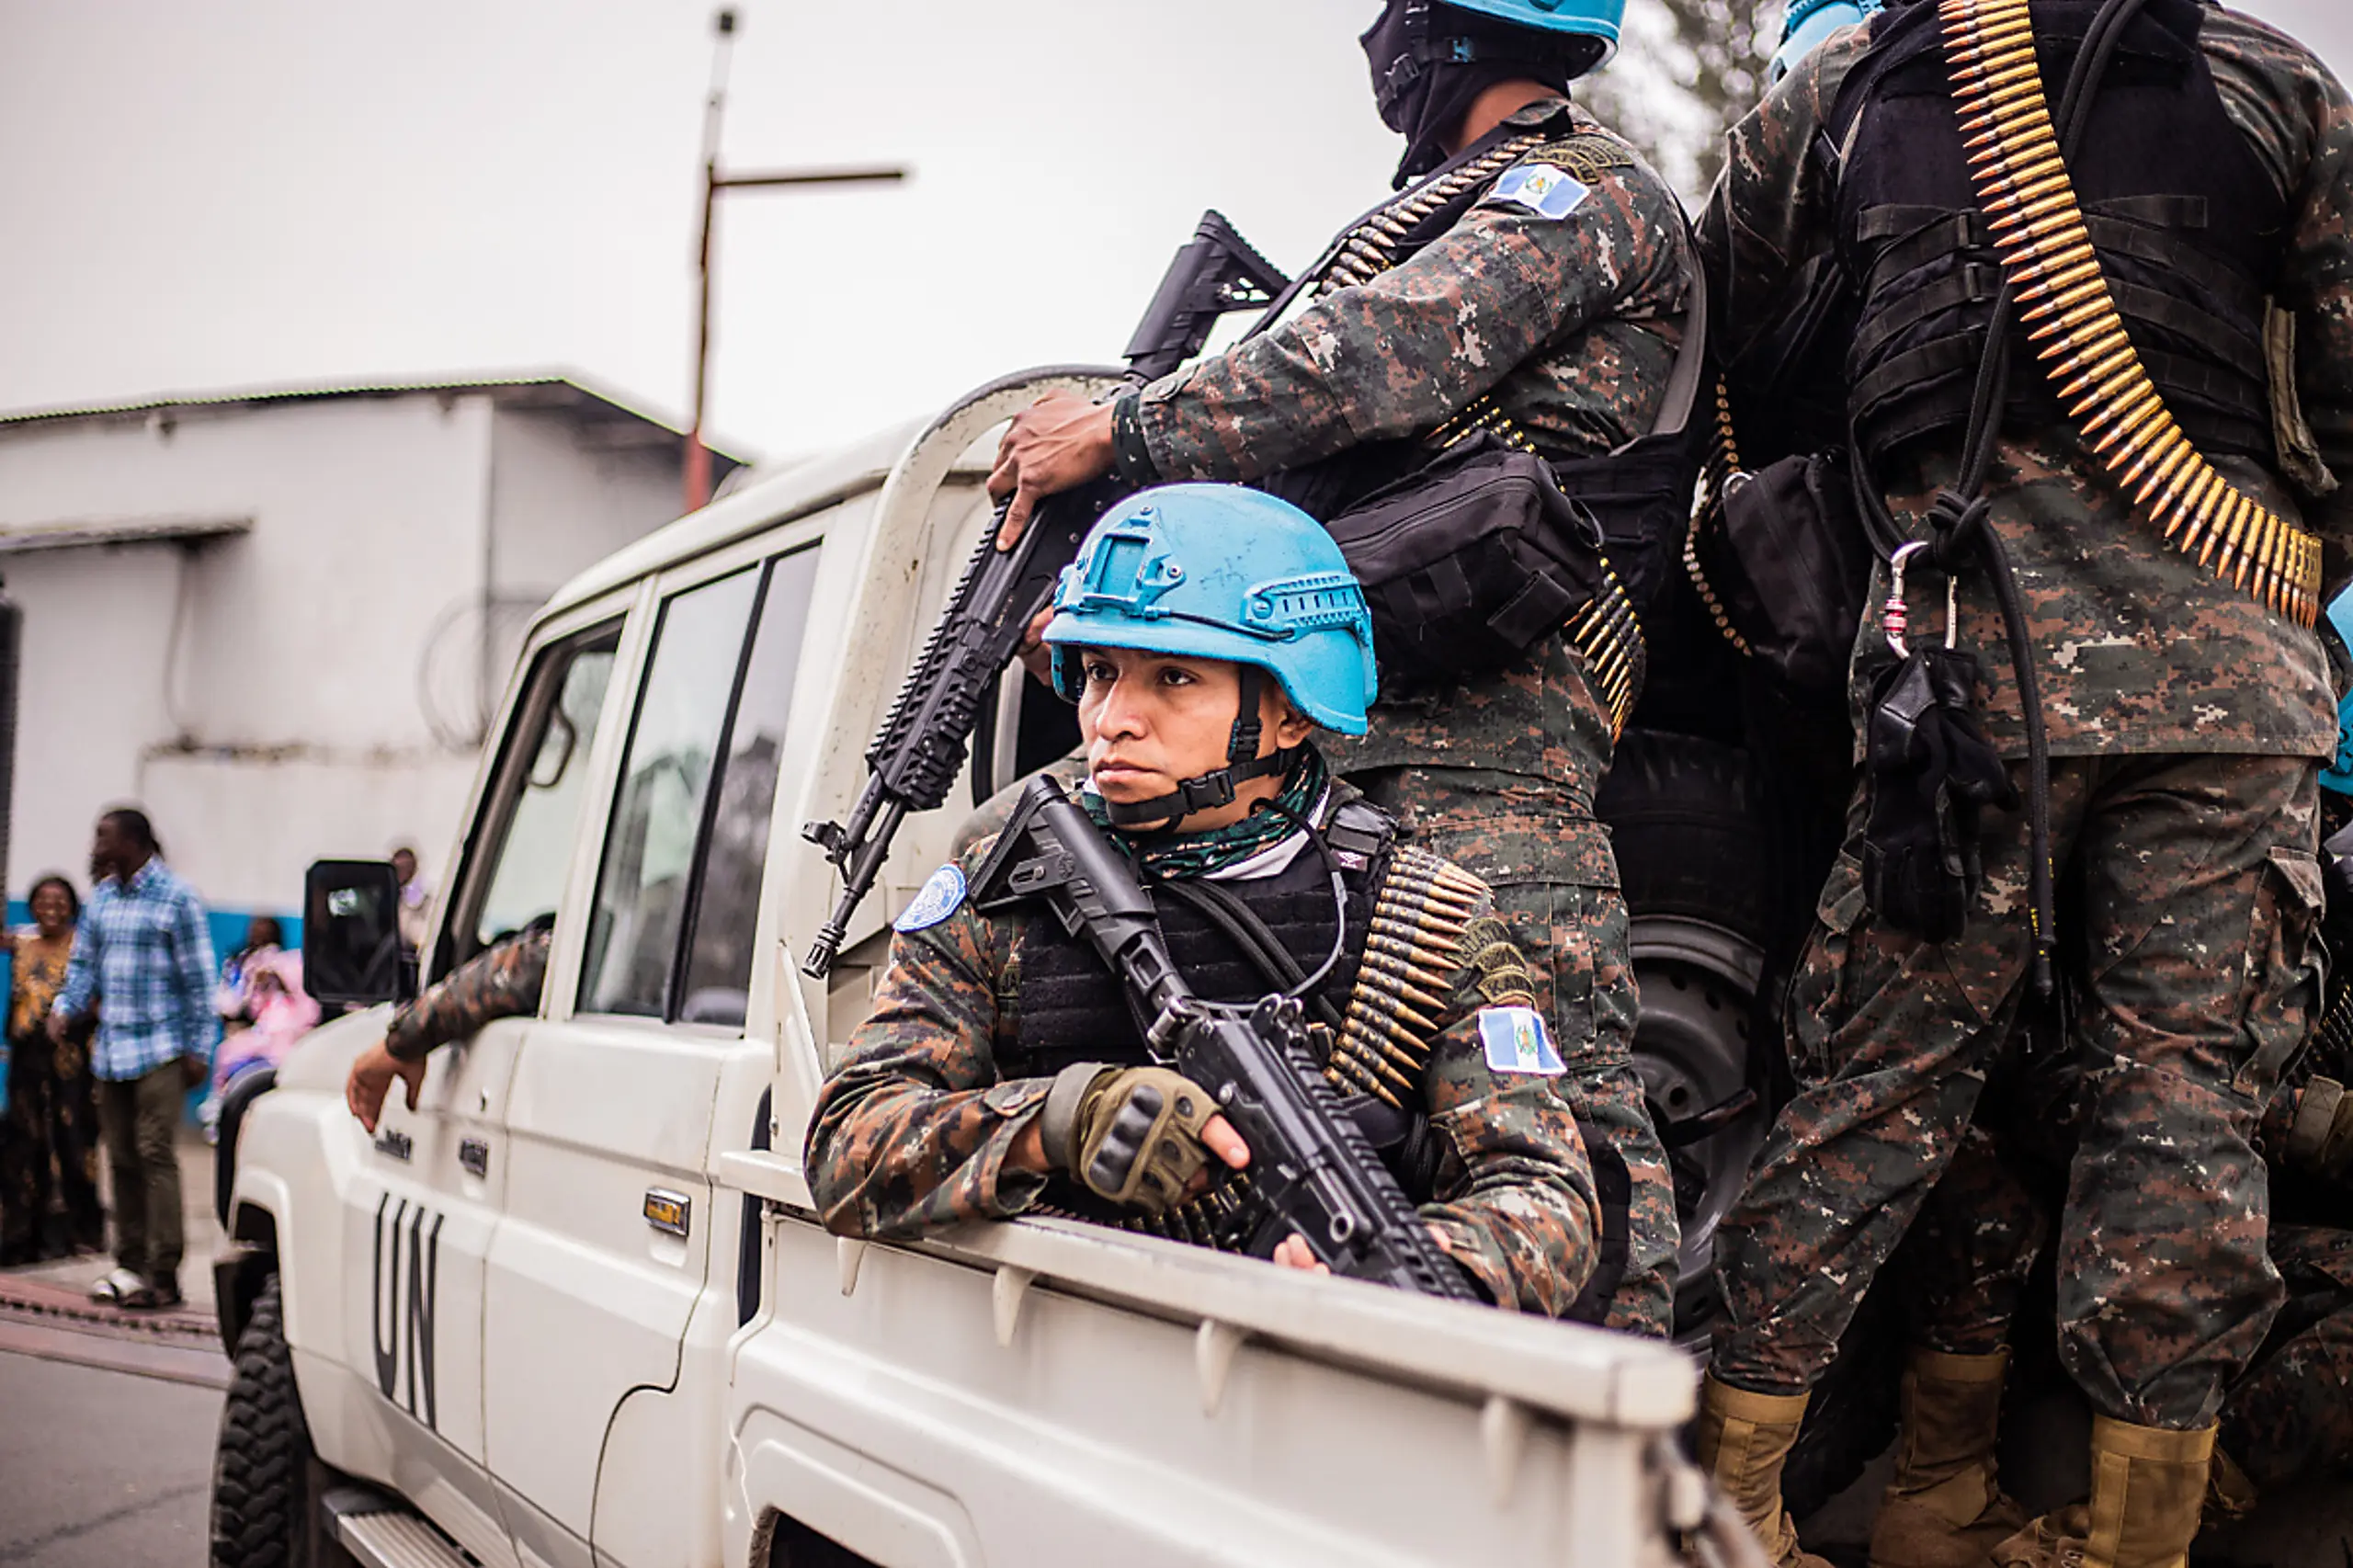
[1938,0,2323,626]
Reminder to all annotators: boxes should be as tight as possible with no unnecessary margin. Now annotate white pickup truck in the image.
[208,369,1749,1568]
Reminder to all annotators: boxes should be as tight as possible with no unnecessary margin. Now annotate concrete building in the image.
[0,374,738,940]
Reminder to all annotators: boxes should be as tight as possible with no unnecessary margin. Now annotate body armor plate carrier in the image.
[1003,800,1630,1321]
[1831,0,2283,477]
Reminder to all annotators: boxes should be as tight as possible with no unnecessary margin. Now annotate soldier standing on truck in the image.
[984,0,1689,1338]
[1860,976,2353,1563]
[806,486,1607,1314]
[1690,1,2353,1564]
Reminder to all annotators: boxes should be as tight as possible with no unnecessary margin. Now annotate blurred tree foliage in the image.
[1582,0,1781,197]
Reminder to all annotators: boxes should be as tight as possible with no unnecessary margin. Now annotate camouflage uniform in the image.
[804,785,1605,1316]
[384,925,551,1062]
[1896,996,2353,1496]
[1122,94,1692,1336]
[1704,8,2353,1430]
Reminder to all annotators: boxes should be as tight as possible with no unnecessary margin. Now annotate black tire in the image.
[211,1277,340,1568]
[1599,728,1778,1343]
[1604,730,1905,1512]
[768,1515,879,1567]
[1598,728,1774,947]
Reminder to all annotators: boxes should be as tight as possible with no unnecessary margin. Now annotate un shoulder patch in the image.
[893,865,967,932]
[1478,1006,1566,1076]
[1485,162,1592,221]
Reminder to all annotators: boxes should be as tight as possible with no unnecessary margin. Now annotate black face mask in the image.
[1359,0,1592,187]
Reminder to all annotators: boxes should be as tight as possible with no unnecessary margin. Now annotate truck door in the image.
[482,548,820,1568]
[338,619,622,1565]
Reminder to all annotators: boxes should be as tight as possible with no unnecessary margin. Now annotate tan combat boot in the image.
[1696,1374,1836,1568]
[1991,1417,2215,1568]
[1868,1347,2030,1568]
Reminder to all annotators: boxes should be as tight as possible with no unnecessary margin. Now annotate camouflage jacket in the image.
[1132,96,1694,799]
[804,804,1604,1316]
[1701,8,2353,759]
[383,925,550,1062]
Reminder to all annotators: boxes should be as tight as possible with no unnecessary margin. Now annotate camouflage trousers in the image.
[1904,1135,2353,1493]
[1712,752,2324,1427]
[1350,764,1680,1339]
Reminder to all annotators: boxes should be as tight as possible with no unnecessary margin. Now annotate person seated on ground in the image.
[804,484,1605,1312]
[345,916,551,1132]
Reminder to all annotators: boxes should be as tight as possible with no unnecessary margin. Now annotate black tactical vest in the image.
[1830,0,2283,474]
[1005,834,1376,1084]
[999,803,1632,1324]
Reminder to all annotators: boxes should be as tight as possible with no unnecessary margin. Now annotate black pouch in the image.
[1859,644,2018,943]
[1316,432,1611,686]
[1696,449,1875,697]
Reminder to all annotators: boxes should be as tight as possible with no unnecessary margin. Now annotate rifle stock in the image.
[1123,210,1290,382]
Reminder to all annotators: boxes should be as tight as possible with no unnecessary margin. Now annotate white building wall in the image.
[0,390,687,917]
[489,405,681,603]
[3,547,183,894]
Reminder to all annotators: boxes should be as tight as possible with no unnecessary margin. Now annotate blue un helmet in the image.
[1768,0,1882,83]
[1438,0,1625,66]
[1044,484,1377,824]
[1365,0,1624,183]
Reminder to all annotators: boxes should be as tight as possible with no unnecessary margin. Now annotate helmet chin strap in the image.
[1101,665,1302,830]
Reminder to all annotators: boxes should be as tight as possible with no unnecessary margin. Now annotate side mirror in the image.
[303,859,415,1009]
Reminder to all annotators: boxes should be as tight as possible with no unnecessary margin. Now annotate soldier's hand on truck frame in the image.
[990,393,1115,549]
[347,1037,427,1133]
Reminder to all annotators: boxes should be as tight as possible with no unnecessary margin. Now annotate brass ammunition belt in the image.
[1568,563,1646,739]
[1939,0,2323,626]
[1423,390,1649,739]
[1328,846,1486,1108]
[1684,378,1754,656]
[1311,133,1552,297]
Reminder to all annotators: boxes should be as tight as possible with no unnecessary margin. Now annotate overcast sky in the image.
[2,1,2347,470]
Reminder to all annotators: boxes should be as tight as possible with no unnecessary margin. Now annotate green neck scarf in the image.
[1084,746,1330,881]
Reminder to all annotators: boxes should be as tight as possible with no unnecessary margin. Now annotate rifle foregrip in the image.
[1256,1021,1478,1301]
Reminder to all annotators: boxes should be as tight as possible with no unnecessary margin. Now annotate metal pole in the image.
[682,8,906,514]
[685,9,739,515]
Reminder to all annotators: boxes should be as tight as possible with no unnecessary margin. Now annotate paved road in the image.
[0,1350,221,1568]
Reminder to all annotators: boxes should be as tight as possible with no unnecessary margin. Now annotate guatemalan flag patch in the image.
[893,865,967,932]
[1478,1006,1566,1076]
[1486,162,1592,221]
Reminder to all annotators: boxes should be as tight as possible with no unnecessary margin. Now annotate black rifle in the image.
[1121,210,1290,381]
[801,211,1288,980]
[971,777,1478,1301]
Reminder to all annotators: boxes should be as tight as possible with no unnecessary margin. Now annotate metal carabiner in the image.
[1884,540,1928,657]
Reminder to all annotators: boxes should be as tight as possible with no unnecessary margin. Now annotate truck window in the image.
[676,547,821,1025]
[577,566,762,1018]
[464,625,622,965]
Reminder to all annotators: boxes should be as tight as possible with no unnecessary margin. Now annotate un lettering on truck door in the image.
[371,1194,446,1428]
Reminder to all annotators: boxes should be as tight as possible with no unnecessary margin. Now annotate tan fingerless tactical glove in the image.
[1040,1062,1219,1214]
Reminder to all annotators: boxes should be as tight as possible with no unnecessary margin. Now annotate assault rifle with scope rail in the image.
[800,210,1287,980]
[968,776,1479,1301]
